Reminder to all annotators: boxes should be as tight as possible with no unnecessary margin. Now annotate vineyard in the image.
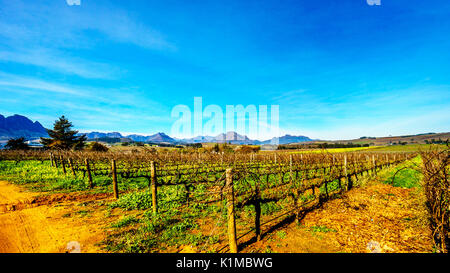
[0,149,423,253]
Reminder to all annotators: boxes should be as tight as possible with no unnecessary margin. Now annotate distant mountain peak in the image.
[0,114,48,140]
[260,135,313,145]
[0,114,315,145]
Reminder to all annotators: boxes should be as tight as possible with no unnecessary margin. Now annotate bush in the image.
[5,137,29,150]
[235,145,260,153]
[110,191,153,210]
[87,142,109,152]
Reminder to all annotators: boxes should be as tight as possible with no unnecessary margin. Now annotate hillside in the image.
[333,132,449,145]
[293,132,450,146]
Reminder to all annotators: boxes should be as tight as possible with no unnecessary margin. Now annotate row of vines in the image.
[0,150,416,252]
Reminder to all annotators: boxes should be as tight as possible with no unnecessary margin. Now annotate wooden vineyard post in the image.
[372,155,376,175]
[85,159,93,189]
[345,155,353,190]
[289,154,293,182]
[150,161,158,214]
[60,156,66,174]
[50,153,54,167]
[54,154,59,168]
[254,185,261,241]
[274,154,277,164]
[225,168,238,253]
[293,186,300,225]
[68,158,76,177]
[184,183,190,206]
[111,159,119,200]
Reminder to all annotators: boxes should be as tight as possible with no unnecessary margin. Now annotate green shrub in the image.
[111,191,153,210]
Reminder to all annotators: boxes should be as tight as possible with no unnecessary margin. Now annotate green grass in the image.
[111,215,140,228]
[103,206,220,253]
[110,191,154,211]
[0,160,88,192]
[0,160,155,194]
[276,230,287,239]
[310,225,337,233]
[292,146,377,154]
[370,144,447,152]
[379,156,423,188]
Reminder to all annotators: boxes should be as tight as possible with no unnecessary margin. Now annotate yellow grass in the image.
[291,146,378,154]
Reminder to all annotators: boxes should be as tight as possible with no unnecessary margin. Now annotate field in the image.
[291,146,378,153]
[305,132,450,146]
[0,144,447,253]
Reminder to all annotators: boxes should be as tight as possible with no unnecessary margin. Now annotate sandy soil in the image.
[0,179,434,253]
[0,181,113,253]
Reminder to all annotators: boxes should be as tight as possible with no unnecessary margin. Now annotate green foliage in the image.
[40,116,86,150]
[261,201,282,215]
[87,142,109,152]
[276,230,287,239]
[5,137,29,150]
[380,156,422,188]
[0,160,87,192]
[235,145,260,153]
[104,206,215,253]
[111,216,140,228]
[310,226,337,233]
[186,143,203,149]
[111,191,153,210]
[212,143,220,152]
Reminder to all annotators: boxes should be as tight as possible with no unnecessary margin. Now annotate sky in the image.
[0,0,449,140]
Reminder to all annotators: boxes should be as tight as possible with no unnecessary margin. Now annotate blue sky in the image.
[0,0,449,140]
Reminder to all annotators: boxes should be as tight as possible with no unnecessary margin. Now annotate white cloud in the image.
[0,49,121,79]
[0,72,87,96]
[0,0,174,51]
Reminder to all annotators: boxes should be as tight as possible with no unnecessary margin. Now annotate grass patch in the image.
[310,225,337,233]
[110,191,153,211]
[111,216,140,228]
[276,230,287,239]
[379,156,422,188]
[292,146,377,154]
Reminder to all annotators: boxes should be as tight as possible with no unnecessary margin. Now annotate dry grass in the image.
[242,160,434,253]
[243,183,433,253]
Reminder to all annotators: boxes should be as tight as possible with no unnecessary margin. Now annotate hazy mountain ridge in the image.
[82,131,175,143]
[82,130,313,145]
[179,132,313,145]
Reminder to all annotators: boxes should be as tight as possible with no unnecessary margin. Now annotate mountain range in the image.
[82,131,313,145]
[179,132,313,145]
[0,114,314,145]
[0,114,48,140]
[83,131,176,143]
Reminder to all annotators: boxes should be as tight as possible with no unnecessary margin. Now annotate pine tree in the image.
[40,116,87,150]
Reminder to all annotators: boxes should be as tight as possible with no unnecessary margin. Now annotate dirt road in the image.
[0,181,110,253]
